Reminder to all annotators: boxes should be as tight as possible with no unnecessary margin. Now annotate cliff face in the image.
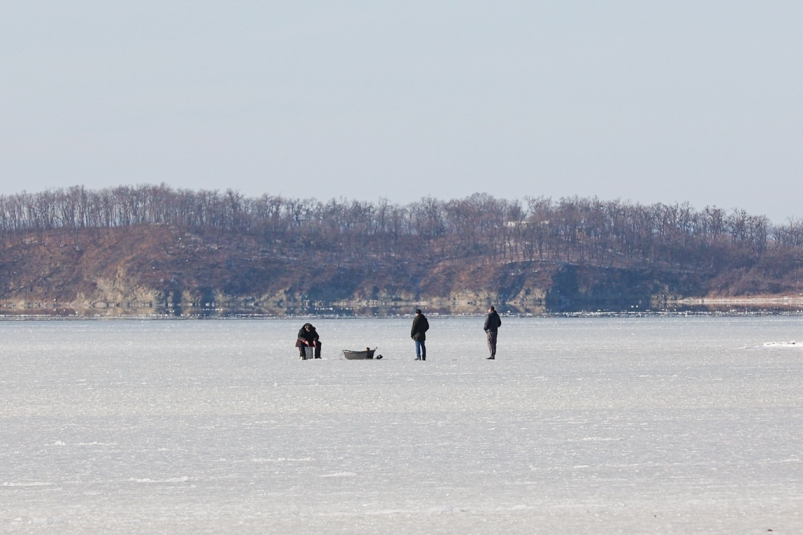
[0,225,799,316]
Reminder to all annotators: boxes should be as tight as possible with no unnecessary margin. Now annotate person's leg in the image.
[486,331,497,358]
[420,340,426,360]
[415,340,422,360]
[314,341,322,359]
[296,340,306,358]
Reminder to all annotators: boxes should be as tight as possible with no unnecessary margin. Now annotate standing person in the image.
[483,306,502,360]
[296,323,322,359]
[411,308,429,361]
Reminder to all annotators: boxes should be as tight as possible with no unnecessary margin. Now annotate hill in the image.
[1,186,802,316]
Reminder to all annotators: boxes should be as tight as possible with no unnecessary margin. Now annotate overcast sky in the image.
[1,1,801,221]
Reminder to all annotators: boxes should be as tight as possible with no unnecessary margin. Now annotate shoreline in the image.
[2,294,803,321]
[2,304,803,321]
[678,295,803,306]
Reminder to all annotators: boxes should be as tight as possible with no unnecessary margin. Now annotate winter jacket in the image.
[411,314,429,341]
[483,311,502,332]
[297,324,319,344]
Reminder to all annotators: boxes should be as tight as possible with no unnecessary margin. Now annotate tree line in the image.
[2,184,802,274]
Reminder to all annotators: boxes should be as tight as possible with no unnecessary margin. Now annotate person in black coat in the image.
[483,306,502,359]
[296,323,321,359]
[411,309,429,361]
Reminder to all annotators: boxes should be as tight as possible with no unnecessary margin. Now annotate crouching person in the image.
[296,323,322,359]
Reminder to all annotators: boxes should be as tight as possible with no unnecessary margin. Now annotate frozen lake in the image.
[1,316,802,534]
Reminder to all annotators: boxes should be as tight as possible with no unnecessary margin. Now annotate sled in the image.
[342,348,382,360]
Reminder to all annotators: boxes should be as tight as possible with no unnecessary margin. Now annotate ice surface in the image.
[1,316,803,534]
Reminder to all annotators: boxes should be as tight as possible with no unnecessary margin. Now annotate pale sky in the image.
[1,1,801,221]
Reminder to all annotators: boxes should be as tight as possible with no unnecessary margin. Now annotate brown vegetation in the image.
[1,185,802,315]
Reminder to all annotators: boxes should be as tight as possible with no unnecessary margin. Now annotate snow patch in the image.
[129,476,190,484]
[426,505,470,514]
[764,340,802,348]
[252,457,314,463]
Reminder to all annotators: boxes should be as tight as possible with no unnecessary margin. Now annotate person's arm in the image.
[297,328,310,344]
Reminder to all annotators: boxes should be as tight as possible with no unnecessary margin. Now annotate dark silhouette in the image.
[296,323,321,359]
[411,309,429,360]
[483,306,502,359]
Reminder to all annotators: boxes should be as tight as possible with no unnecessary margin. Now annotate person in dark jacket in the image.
[483,306,502,359]
[296,323,321,359]
[411,309,429,361]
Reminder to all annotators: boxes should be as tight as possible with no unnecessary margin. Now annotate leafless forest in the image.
[2,184,802,273]
[1,185,803,315]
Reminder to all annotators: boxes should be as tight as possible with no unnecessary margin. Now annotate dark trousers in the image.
[486,330,498,357]
[296,340,322,358]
